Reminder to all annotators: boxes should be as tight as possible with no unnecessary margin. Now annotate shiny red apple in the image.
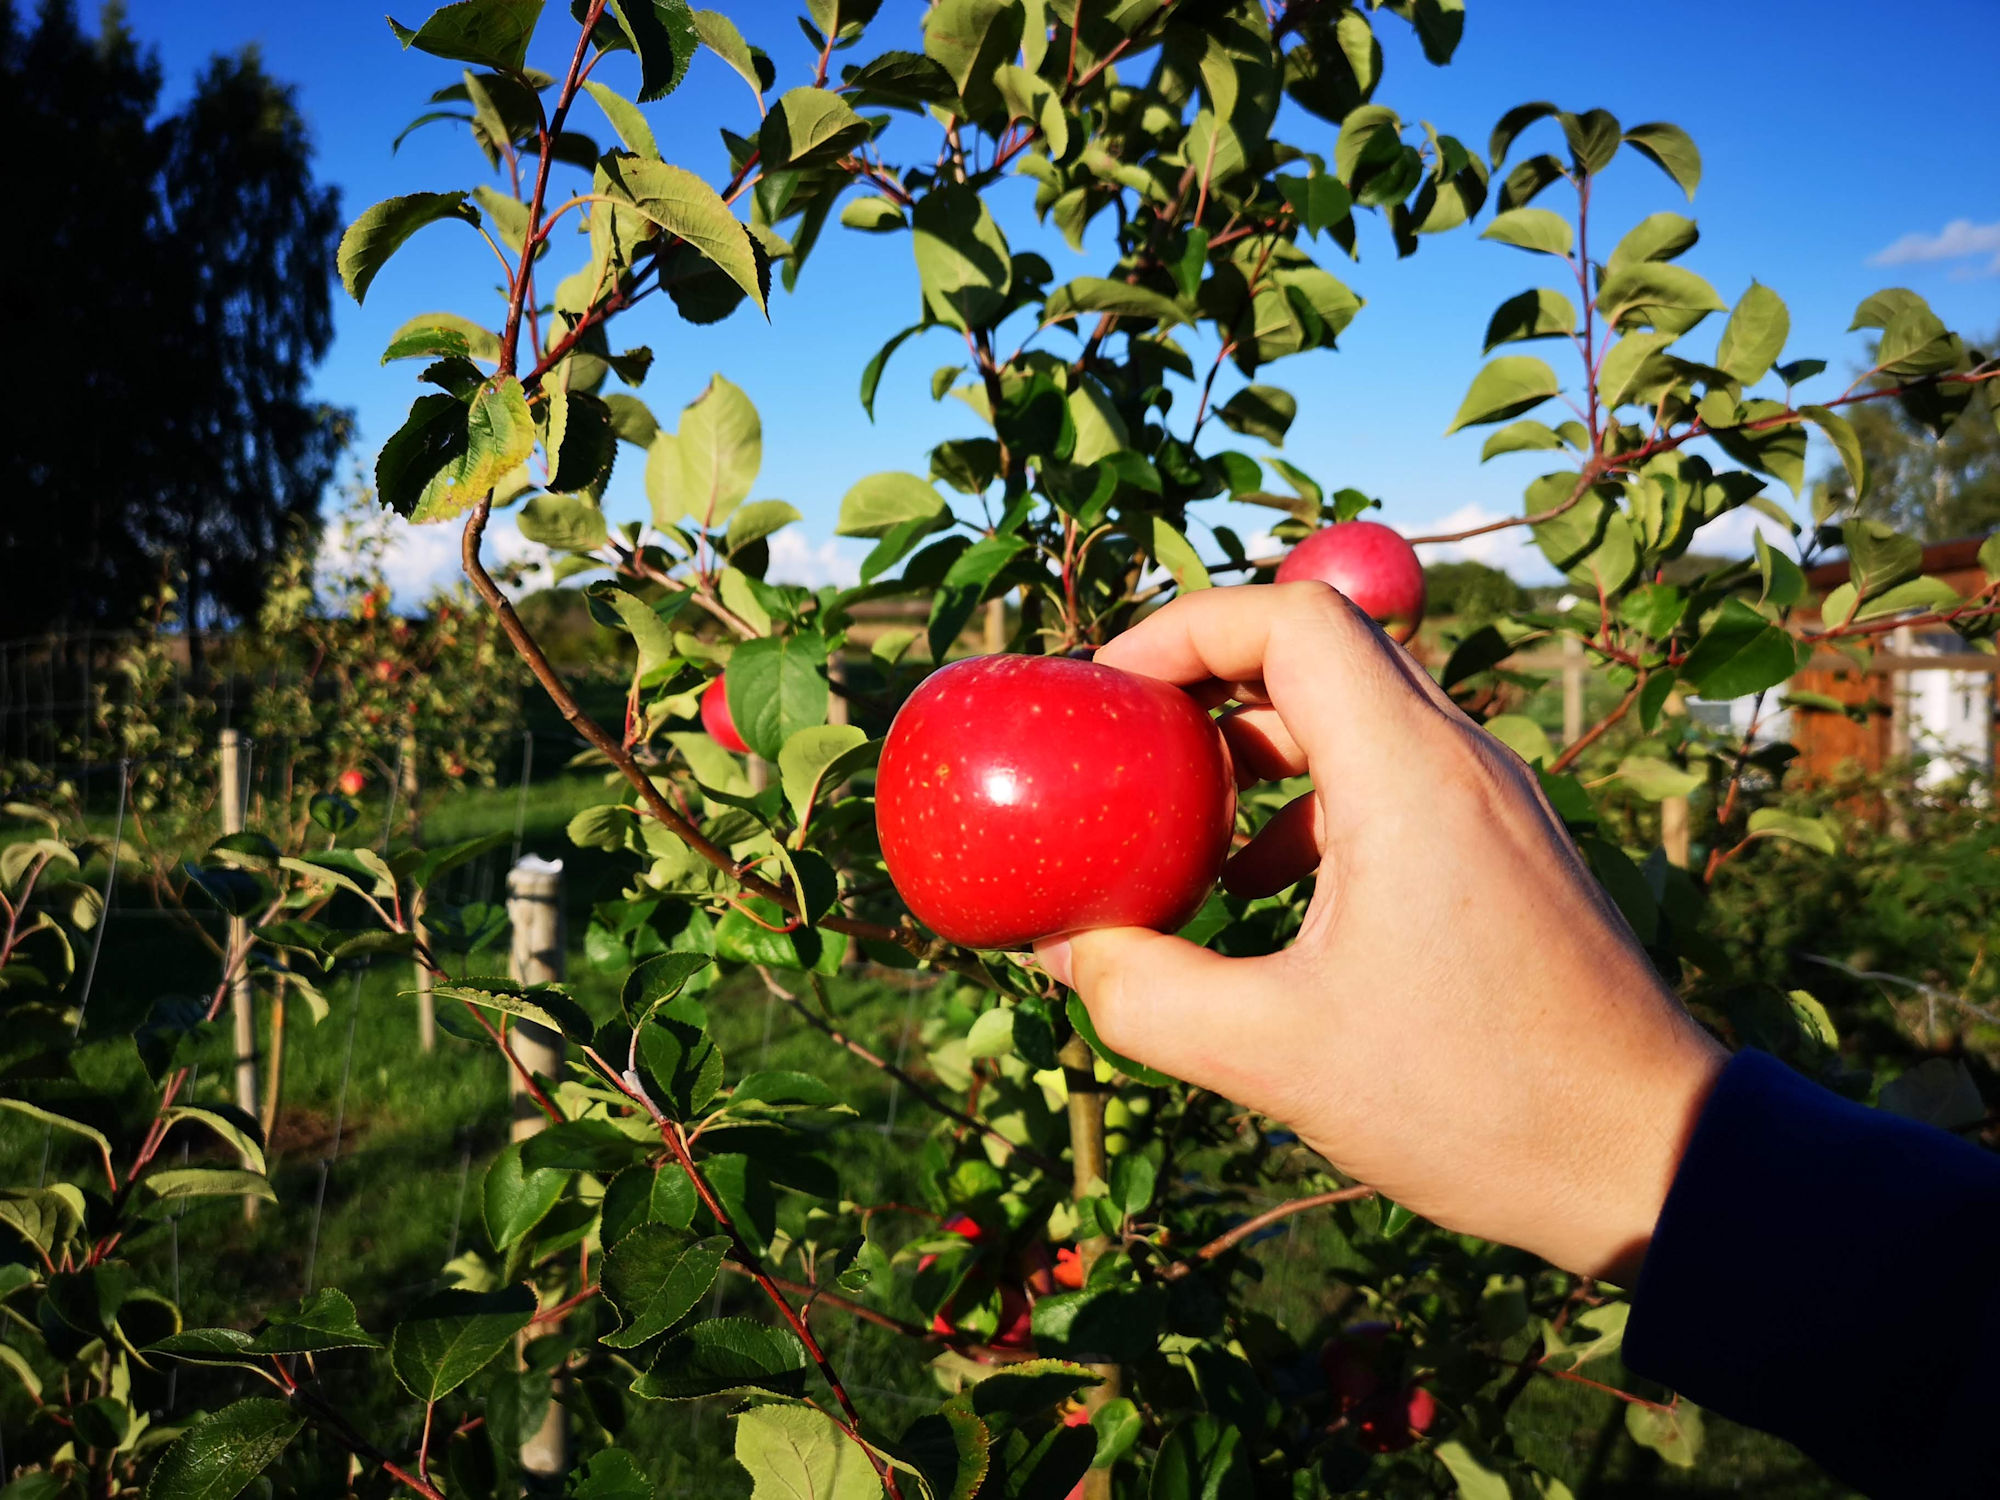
[875,654,1235,950]
[1274,520,1426,643]
[702,675,751,755]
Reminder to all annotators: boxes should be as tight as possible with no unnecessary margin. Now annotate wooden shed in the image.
[1790,535,1997,784]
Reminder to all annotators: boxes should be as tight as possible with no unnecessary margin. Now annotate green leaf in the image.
[760,86,869,166]
[338,192,475,304]
[1595,263,1726,331]
[582,80,659,158]
[929,535,1028,661]
[1606,212,1699,275]
[1067,996,1170,1088]
[483,1140,566,1250]
[0,1099,111,1166]
[518,494,609,551]
[386,312,504,366]
[1715,283,1789,385]
[610,0,699,101]
[1278,173,1352,240]
[1042,278,1186,328]
[1746,808,1837,856]
[380,377,537,524]
[840,195,907,233]
[924,0,1024,111]
[1709,400,1808,494]
[1109,1153,1156,1215]
[725,500,802,555]
[1597,331,1678,411]
[1446,356,1562,432]
[390,1284,537,1402]
[1622,122,1701,199]
[837,471,947,537]
[569,1450,652,1500]
[1480,420,1566,460]
[726,634,830,761]
[1483,287,1575,352]
[1214,385,1296,446]
[693,10,762,101]
[144,1398,302,1500]
[1485,714,1553,766]
[521,1119,650,1174]
[1876,305,1954,375]
[1489,101,1558,165]
[436,976,594,1040]
[661,373,761,529]
[601,1225,728,1347]
[1843,518,1921,600]
[1626,1401,1704,1467]
[143,1169,276,1206]
[1089,1396,1141,1469]
[1434,1441,1511,1500]
[1802,404,1865,501]
[601,157,768,313]
[1149,518,1212,592]
[778,725,869,825]
[630,1315,808,1400]
[237,1290,376,1356]
[734,1403,883,1500]
[146,1328,256,1367]
[1617,756,1704,801]
[387,0,543,72]
[1679,598,1804,700]
[1480,207,1571,256]
[913,186,1012,332]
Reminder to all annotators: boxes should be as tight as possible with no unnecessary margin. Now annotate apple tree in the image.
[6,2,1997,1499]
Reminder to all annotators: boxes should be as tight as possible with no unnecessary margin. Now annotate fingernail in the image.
[1034,937,1074,989]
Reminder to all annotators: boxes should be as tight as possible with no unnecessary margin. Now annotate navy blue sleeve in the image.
[1626,1048,2000,1498]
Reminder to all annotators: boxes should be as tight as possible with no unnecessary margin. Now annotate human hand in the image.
[1034,583,1726,1283]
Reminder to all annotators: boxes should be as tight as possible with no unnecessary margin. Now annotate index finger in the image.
[1096,582,1437,771]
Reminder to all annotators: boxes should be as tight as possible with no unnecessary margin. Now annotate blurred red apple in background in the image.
[337,769,366,797]
[702,675,751,754]
[876,654,1234,949]
[1274,520,1426,643]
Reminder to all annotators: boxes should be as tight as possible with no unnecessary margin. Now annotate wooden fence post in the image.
[1561,633,1585,747]
[219,730,261,1220]
[984,596,1007,655]
[504,855,568,1478]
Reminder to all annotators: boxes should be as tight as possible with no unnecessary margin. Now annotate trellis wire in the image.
[302,971,364,1296]
[38,760,128,1188]
[880,983,924,1137]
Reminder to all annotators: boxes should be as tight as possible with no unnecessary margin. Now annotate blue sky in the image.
[126,0,2000,591]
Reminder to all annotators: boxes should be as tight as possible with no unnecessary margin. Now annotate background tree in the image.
[2,0,165,638]
[0,1,346,648]
[1822,331,2000,540]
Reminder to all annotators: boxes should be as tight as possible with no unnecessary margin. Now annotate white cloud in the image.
[1688,502,1802,560]
[1867,218,2000,278]
[316,511,552,609]
[766,529,867,589]
[1393,505,1562,583]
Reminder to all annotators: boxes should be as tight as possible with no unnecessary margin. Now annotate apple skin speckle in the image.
[875,654,1236,949]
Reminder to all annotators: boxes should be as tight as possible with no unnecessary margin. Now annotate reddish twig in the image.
[1159,1185,1376,1280]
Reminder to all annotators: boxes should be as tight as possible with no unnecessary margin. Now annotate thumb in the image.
[1036,928,1279,1102]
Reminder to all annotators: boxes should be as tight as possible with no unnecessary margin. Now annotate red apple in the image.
[371,659,397,683]
[337,769,366,797]
[1354,1384,1436,1453]
[702,675,751,755]
[1320,1322,1391,1411]
[1273,520,1426,644]
[875,655,1235,949]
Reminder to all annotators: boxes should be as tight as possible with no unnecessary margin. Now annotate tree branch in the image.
[1158,1185,1376,1280]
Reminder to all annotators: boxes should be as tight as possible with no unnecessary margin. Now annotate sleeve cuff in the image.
[1626,1048,2000,1497]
